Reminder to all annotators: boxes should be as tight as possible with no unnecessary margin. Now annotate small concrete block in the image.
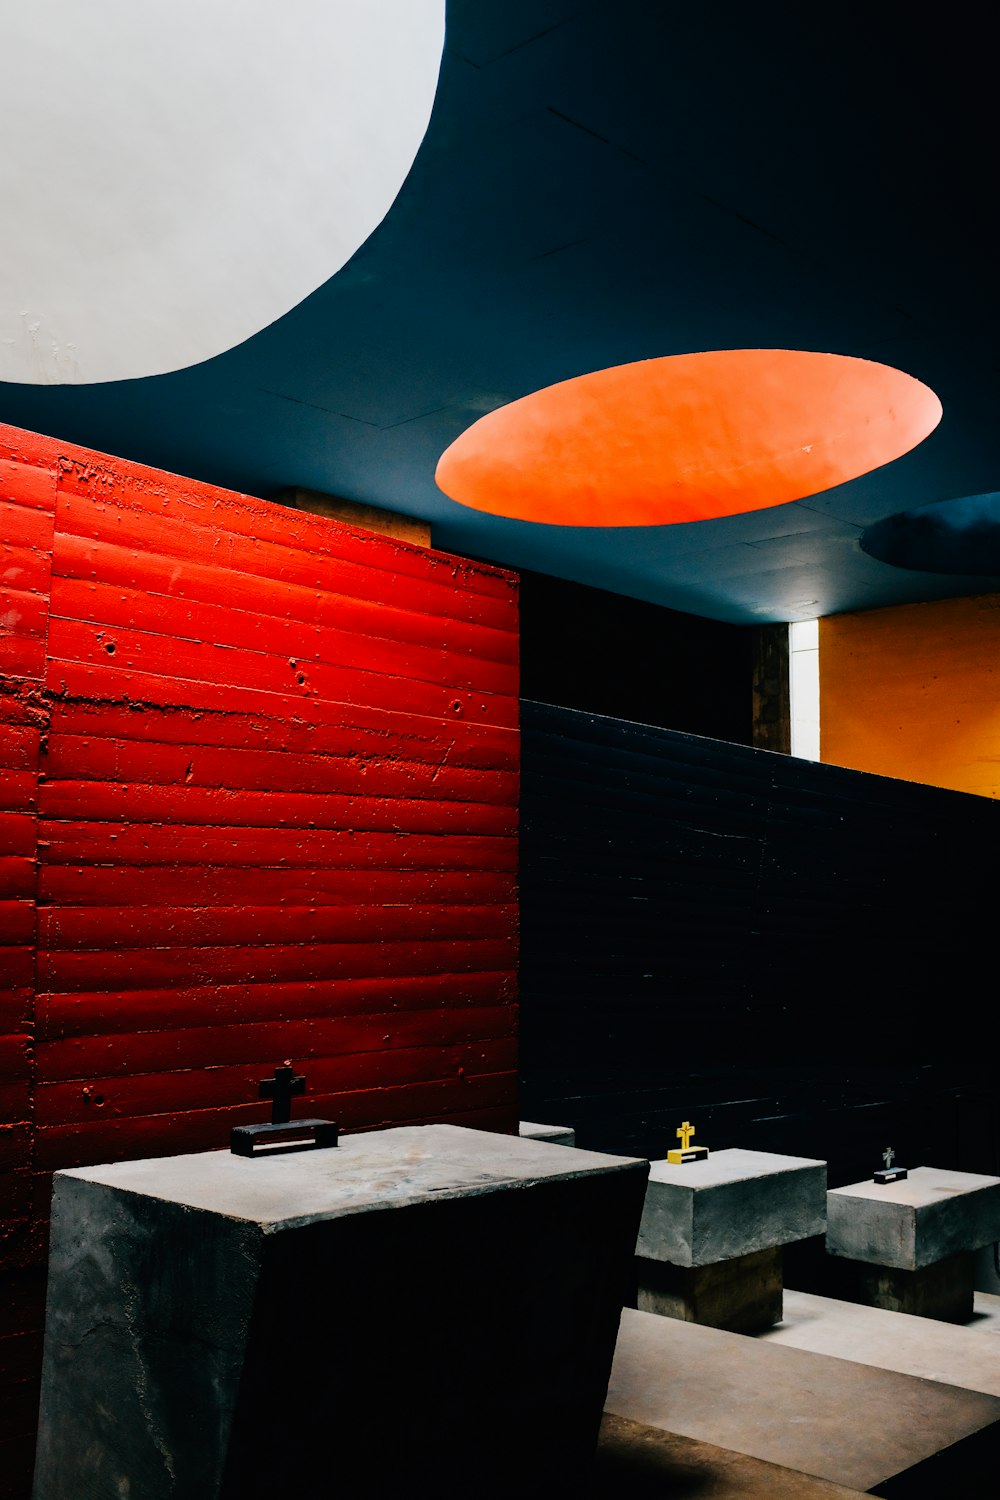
[826,1165,1000,1270]
[637,1245,783,1332]
[33,1124,648,1500]
[636,1148,827,1267]
[519,1120,576,1147]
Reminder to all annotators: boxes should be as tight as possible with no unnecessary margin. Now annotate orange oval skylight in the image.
[435,350,942,526]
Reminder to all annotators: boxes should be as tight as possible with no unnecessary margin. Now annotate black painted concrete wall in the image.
[518,701,1000,1208]
[518,571,753,744]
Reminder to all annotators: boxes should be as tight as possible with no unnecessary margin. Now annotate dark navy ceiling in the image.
[2,1,998,624]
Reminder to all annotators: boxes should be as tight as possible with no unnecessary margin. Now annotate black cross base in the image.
[874,1166,908,1184]
[231,1118,339,1157]
[230,1061,339,1157]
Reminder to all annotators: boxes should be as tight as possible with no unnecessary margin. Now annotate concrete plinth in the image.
[33,1124,648,1500]
[635,1148,825,1331]
[519,1120,576,1147]
[827,1166,1000,1322]
[637,1246,783,1332]
[854,1249,975,1323]
[827,1166,1000,1269]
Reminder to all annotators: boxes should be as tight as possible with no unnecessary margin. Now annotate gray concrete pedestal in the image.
[519,1119,576,1146]
[32,1124,648,1500]
[635,1148,826,1332]
[853,1248,975,1322]
[826,1166,1000,1323]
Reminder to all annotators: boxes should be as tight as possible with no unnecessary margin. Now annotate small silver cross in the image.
[883,1146,895,1170]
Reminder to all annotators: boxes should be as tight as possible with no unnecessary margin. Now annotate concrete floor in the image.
[603,1305,1000,1495]
[973,1289,1000,1332]
[754,1289,1000,1396]
[591,1414,870,1497]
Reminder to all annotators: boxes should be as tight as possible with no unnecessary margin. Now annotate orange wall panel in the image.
[820,593,1000,798]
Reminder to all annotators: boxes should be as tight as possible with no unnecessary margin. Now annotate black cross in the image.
[260,1062,305,1125]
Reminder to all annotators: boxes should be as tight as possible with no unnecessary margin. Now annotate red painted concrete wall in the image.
[0,422,519,1495]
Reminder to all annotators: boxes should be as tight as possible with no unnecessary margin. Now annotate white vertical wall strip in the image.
[789,620,820,760]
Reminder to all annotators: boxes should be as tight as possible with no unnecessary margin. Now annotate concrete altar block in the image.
[519,1119,576,1146]
[33,1124,648,1500]
[635,1148,826,1332]
[826,1165,1000,1321]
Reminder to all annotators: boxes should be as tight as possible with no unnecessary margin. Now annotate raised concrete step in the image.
[755,1288,1000,1396]
[606,1306,1000,1496]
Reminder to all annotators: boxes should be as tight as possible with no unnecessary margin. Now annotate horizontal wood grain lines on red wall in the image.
[36,938,517,1000]
[36,971,515,1039]
[39,823,516,870]
[34,1057,517,1164]
[53,540,515,667]
[0,488,54,682]
[39,1010,515,1089]
[0,447,55,1258]
[34,1075,519,1172]
[41,737,517,814]
[1,419,520,1182]
[55,457,512,613]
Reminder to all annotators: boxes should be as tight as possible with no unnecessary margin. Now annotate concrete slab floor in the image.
[971,1290,1000,1334]
[755,1289,1000,1396]
[606,1306,1000,1495]
[590,1414,869,1498]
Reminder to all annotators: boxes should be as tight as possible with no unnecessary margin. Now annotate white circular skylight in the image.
[0,1,445,384]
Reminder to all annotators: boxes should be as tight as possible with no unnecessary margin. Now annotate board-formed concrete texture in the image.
[635,1148,826,1267]
[827,1165,1000,1270]
[519,1120,576,1146]
[607,1307,1000,1495]
[32,1124,648,1500]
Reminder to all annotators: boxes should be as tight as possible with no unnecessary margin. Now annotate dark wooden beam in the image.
[751,624,790,754]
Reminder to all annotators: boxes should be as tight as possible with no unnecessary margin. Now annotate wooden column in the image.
[283,487,431,546]
[751,623,790,753]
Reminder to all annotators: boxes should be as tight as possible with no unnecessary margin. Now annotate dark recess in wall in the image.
[518,700,1000,1288]
[518,571,753,743]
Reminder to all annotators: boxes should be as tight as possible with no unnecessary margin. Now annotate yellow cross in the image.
[677,1121,695,1151]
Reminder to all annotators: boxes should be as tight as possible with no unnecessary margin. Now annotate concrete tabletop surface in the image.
[826,1165,1000,1268]
[647,1147,825,1189]
[54,1123,647,1228]
[829,1164,1000,1207]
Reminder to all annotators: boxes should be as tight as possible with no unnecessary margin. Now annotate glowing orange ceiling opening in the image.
[435,349,942,526]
